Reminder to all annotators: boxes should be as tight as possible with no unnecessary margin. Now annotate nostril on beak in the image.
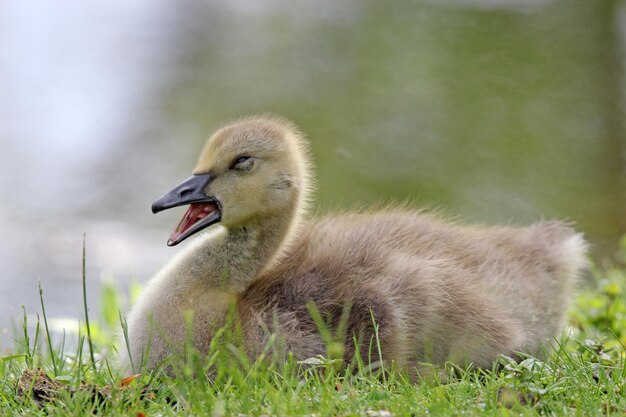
[178,187,192,198]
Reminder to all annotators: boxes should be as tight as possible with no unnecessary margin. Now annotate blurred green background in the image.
[144,0,626,251]
[0,0,624,331]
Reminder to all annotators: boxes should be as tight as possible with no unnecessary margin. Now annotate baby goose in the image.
[126,116,588,373]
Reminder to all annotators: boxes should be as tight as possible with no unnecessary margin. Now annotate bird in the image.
[124,115,588,375]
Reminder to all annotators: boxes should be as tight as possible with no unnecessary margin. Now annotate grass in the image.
[1,239,626,416]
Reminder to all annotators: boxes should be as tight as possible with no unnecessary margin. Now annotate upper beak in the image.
[151,173,214,213]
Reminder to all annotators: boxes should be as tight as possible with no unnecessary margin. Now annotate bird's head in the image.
[152,116,312,246]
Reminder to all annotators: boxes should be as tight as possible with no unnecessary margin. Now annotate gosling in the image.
[125,116,588,373]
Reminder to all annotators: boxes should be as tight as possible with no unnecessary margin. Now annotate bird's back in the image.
[239,210,587,368]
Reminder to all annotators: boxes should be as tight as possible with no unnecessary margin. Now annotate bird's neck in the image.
[221,211,296,292]
[172,200,300,295]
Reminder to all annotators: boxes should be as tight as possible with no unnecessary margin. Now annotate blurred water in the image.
[0,1,180,341]
[0,0,624,348]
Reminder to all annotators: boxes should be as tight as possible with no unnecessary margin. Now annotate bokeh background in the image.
[1,0,624,342]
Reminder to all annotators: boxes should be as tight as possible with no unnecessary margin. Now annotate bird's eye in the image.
[230,155,253,171]
[234,155,250,165]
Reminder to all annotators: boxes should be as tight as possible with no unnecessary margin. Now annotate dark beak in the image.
[151,173,222,246]
[152,173,214,213]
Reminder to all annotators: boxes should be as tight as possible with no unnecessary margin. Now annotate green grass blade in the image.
[82,232,97,374]
[38,280,58,375]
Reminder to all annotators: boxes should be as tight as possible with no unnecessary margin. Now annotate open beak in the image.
[152,173,222,246]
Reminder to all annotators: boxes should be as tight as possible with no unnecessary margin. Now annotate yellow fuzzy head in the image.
[192,115,313,229]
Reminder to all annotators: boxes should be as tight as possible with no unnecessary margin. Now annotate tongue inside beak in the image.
[169,202,219,244]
